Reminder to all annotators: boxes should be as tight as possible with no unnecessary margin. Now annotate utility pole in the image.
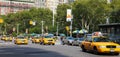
[70,15,73,37]
[70,6,73,37]
[41,21,44,36]
[52,1,55,27]
[17,24,19,35]
[57,22,59,37]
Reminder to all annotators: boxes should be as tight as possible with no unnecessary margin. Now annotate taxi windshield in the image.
[6,35,10,37]
[93,38,111,42]
[17,36,25,39]
[44,36,52,38]
[34,36,40,38]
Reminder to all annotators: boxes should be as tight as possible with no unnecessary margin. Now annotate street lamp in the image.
[56,22,59,37]
[52,1,55,27]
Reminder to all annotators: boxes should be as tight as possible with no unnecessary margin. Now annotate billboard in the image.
[66,9,72,22]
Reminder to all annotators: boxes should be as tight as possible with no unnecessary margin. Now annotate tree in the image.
[2,7,54,34]
[110,0,120,23]
[56,4,71,33]
[72,0,113,32]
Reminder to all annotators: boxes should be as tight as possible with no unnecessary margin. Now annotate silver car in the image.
[72,38,84,46]
[62,37,74,45]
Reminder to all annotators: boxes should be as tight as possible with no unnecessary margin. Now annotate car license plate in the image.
[110,49,114,52]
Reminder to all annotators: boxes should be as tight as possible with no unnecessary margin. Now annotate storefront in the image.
[98,23,120,39]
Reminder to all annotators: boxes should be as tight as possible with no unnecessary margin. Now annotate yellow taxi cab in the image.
[32,36,41,43]
[40,36,55,45]
[80,36,120,55]
[14,36,28,45]
[1,36,5,40]
[4,35,13,41]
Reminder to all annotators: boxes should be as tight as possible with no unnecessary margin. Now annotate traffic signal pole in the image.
[70,15,73,37]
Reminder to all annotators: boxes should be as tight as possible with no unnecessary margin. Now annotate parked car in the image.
[72,38,84,46]
[84,34,92,38]
[80,36,120,55]
[62,37,74,45]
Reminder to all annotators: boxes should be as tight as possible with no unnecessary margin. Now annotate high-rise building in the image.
[0,0,71,15]
[34,0,69,13]
[0,0,34,15]
[34,0,45,8]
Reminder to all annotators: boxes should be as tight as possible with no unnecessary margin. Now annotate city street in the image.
[0,0,120,57]
[0,40,119,57]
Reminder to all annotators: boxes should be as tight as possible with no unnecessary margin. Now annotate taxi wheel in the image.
[114,53,119,56]
[40,42,43,45]
[43,43,46,45]
[52,43,55,45]
[81,45,86,52]
[93,47,99,55]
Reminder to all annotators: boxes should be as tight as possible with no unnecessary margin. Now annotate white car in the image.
[62,37,74,45]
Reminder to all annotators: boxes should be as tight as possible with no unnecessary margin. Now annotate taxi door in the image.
[84,37,92,50]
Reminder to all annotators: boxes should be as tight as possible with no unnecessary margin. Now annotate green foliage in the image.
[1,0,120,34]
[12,32,17,37]
[56,0,120,33]
[1,7,54,34]
[56,4,71,33]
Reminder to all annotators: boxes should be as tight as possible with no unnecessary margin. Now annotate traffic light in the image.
[29,20,33,25]
[66,26,70,31]
[0,19,3,23]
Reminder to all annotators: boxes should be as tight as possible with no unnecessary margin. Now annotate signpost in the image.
[66,9,73,37]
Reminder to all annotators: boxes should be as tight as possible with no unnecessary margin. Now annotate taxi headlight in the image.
[99,46,106,48]
[117,46,120,48]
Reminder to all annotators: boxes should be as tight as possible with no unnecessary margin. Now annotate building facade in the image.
[0,0,34,15]
[0,0,74,15]
[34,0,69,13]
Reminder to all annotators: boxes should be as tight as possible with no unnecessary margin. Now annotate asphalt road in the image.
[0,40,120,57]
